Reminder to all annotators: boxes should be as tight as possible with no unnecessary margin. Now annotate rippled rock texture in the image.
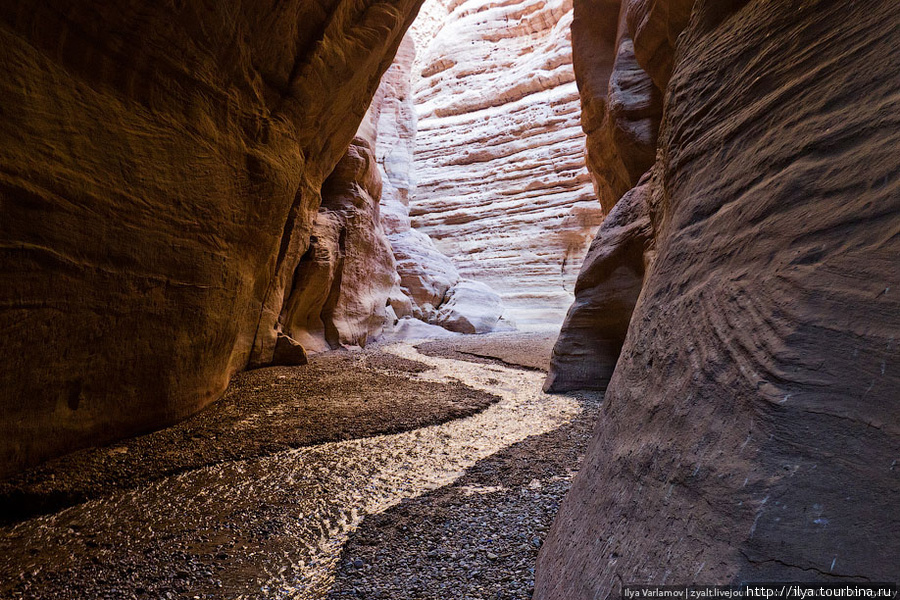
[537,0,900,595]
[408,0,603,328]
[0,0,424,476]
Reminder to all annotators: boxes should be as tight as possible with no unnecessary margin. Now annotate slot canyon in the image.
[0,0,898,598]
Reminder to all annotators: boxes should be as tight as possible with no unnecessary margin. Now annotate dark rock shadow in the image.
[327,390,602,600]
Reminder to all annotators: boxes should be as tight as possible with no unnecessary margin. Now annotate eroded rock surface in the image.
[409,0,603,328]
[543,175,652,392]
[0,0,423,476]
[369,30,510,335]
[537,0,900,595]
[576,1,661,210]
[370,34,463,320]
[547,0,662,389]
[279,136,398,353]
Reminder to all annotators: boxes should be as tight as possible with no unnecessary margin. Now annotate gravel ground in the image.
[0,348,496,524]
[327,389,601,600]
[0,333,601,600]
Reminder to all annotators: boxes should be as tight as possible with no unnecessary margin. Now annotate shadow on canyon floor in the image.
[0,333,604,600]
[327,388,602,600]
[0,347,498,524]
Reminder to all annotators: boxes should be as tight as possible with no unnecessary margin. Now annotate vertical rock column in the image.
[374,35,464,324]
[277,133,399,353]
[545,0,664,391]
[370,32,510,335]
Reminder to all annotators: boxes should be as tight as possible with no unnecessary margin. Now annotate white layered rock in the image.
[409,0,603,329]
[369,32,509,337]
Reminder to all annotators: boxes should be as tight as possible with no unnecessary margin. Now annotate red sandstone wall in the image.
[0,0,423,476]
[537,0,900,594]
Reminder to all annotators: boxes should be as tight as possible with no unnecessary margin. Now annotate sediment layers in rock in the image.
[0,0,423,476]
[370,31,508,334]
[537,0,900,595]
[409,0,602,328]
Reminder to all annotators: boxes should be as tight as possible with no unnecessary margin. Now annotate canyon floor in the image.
[0,332,603,600]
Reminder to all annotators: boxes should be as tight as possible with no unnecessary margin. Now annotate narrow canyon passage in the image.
[0,338,602,600]
[1,0,898,597]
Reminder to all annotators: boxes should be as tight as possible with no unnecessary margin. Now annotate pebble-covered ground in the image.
[327,389,600,600]
[0,333,602,600]
[0,349,494,524]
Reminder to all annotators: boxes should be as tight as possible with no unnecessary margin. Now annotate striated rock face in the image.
[409,0,603,328]
[371,30,507,332]
[0,0,423,476]
[537,0,900,595]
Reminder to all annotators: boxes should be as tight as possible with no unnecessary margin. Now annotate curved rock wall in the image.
[279,135,398,353]
[537,0,900,595]
[409,0,603,328]
[543,174,653,392]
[546,0,663,390]
[577,0,662,211]
[0,0,423,476]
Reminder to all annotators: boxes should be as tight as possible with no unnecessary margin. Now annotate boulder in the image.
[389,229,460,310]
[435,280,505,334]
[379,316,461,342]
[270,334,309,367]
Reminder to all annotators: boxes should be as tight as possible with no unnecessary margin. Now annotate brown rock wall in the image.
[543,176,653,392]
[0,0,423,476]
[624,0,693,89]
[547,0,662,389]
[537,0,900,595]
[279,137,399,352]
[574,0,661,210]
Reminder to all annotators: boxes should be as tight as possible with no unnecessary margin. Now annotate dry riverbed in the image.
[0,333,601,599]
